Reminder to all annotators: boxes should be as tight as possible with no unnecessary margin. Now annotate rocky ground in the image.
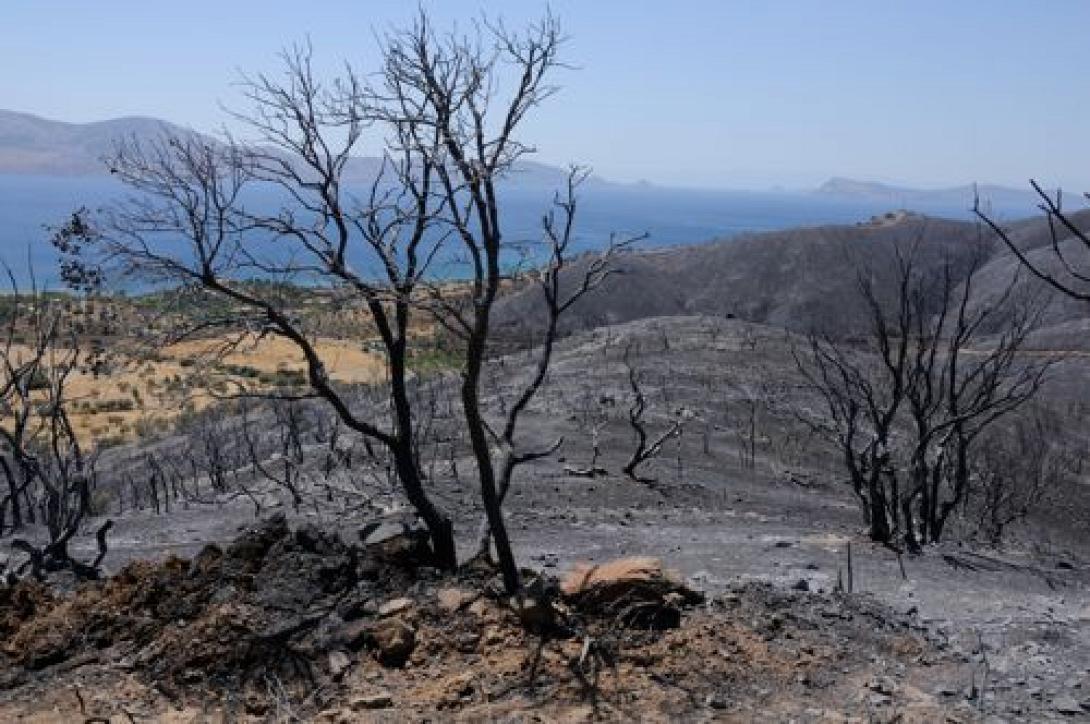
[0,515,1006,722]
[2,316,1089,721]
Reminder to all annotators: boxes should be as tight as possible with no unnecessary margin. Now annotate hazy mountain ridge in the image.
[815,176,1059,211]
[2,111,1064,201]
[0,109,615,189]
[0,110,192,175]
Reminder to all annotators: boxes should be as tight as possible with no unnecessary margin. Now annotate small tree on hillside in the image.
[969,405,1073,547]
[0,269,108,577]
[621,343,684,482]
[794,238,1050,549]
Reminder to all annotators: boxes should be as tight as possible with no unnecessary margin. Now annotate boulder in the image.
[378,597,414,618]
[360,519,433,568]
[349,691,394,711]
[372,618,415,667]
[560,556,703,629]
[1053,694,1086,715]
[437,587,474,613]
[327,650,351,680]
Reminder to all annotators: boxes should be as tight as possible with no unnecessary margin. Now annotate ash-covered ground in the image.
[4,316,1089,721]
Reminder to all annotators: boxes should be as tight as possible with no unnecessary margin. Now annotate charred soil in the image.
[0,516,971,722]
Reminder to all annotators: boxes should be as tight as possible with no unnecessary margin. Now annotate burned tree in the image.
[901,252,1048,548]
[795,314,906,544]
[969,406,1072,547]
[562,382,610,478]
[975,182,1090,303]
[462,171,637,559]
[795,239,1049,548]
[0,269,109,577]
[55,11,632,593]
[621,344,684,482]
[237,398,313,511]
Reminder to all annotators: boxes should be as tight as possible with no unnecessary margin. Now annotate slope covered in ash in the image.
[494,209,1090,341]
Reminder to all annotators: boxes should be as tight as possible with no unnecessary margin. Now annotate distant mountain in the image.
[0,109,614,188]
[815,176,1046,211]
[0,110,197,175]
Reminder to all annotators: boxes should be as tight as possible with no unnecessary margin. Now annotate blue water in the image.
[0,174,1037,289]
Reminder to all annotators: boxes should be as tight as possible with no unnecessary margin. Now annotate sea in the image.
[0,174,1040,290]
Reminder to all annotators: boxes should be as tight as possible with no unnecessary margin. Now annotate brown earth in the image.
[0,516,968,722]
[0,332,391,447]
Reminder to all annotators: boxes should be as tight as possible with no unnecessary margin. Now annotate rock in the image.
[359,519,410,544]
[563,557,671,597]
[868,694,890,707]
[378,597,414,618]
[349,692,394,711]
[561,556,703,628]
[468,599,492,618]
[481,625,506,647]
[455,631,481,652]
[244,693,269,716]
[437,587,473,613]
[792,579,810,592]
[704,693,729,709]
[536,552,560,568]
[443,672,477,703]
[372,618,415,667]
[867,676,897,695]
[328,650,351,680]
[1053,694,1085,715]
[361,520,433,567]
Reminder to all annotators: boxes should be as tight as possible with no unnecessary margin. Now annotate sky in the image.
[3,1,1089,191]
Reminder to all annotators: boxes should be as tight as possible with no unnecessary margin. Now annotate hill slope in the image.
[495,210,1090,340]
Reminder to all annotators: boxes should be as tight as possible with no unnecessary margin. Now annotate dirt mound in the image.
[0,515,416,696]
[0,519,967,721]
[0,581,53,646]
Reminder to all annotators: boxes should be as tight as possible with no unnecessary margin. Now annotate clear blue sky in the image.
[4,1,1088,190]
